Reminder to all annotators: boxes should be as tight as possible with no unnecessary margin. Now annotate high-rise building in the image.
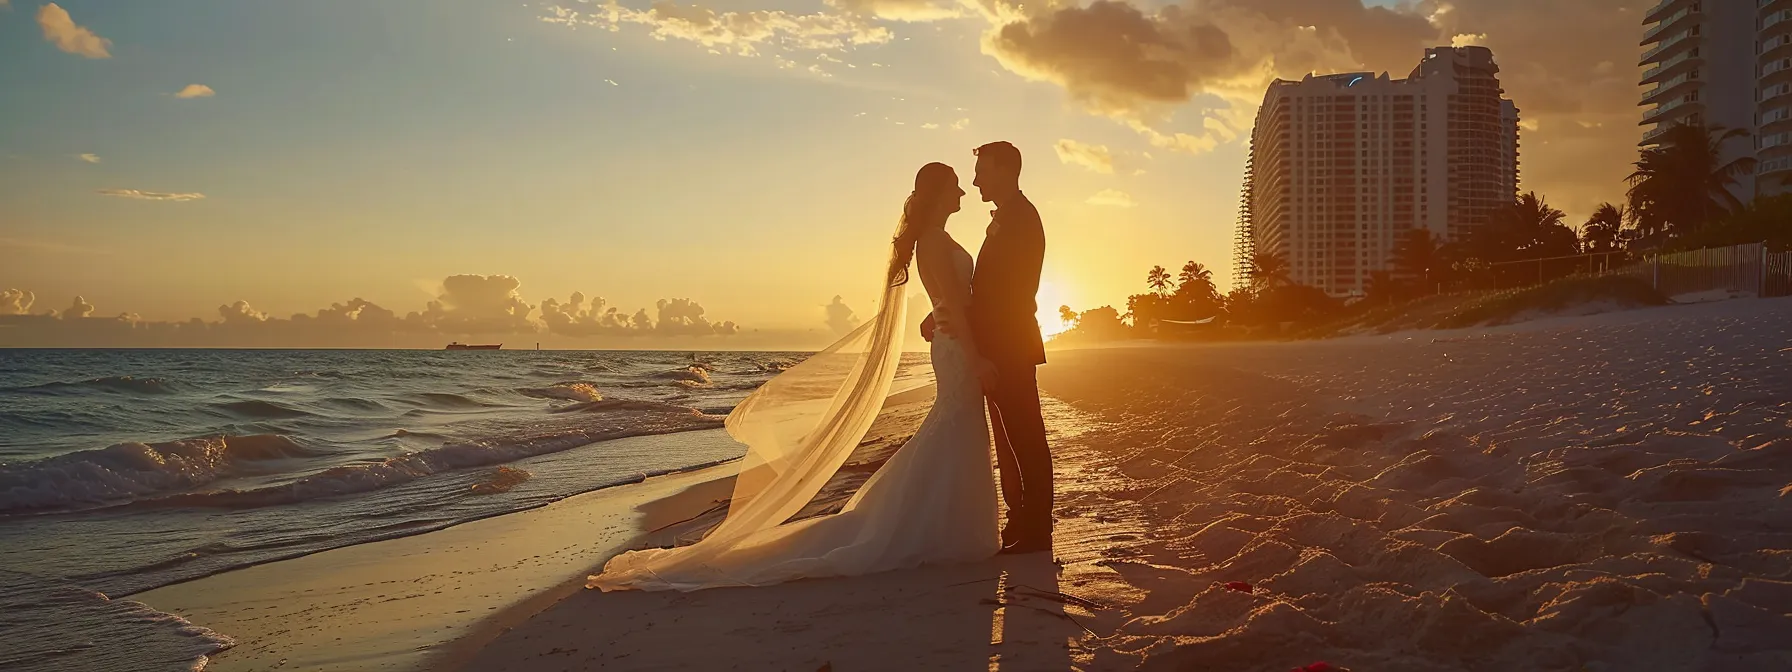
[1240,46,1520,297]
[1637,0,1756,197]
[1757,2,1792,193]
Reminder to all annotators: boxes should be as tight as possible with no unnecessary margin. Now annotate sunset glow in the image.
[2,0,1653,349]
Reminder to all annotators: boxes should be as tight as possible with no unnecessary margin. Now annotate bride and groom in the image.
[588,141,1051,592]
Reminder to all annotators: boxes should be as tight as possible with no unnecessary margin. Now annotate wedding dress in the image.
[588,241,999,592]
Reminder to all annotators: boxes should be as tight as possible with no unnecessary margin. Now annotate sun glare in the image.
[1035,278,1069,338]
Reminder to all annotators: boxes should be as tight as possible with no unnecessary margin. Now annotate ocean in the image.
[0,348,929,671]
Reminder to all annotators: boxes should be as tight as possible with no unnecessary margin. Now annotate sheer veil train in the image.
[587,224,917,592]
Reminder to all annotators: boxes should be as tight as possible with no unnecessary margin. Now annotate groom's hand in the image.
[920,312,936,342]
[974,358,999,393]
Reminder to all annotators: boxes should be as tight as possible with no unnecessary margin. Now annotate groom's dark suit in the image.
[970,192,1051,544]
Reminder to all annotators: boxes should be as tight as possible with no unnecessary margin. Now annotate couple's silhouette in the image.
[589,142,1051,592]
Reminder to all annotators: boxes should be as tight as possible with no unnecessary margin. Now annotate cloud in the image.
[218,300,268,323]
[824,0,963,22]
[78,153,101,164]
[0,276,744,348]
[542,1,891,57]
[415,274,537,334]
[0,289,34,316]
[37,3,112,59]
[174,84,216,99]
[950,118,970,130]
[61,296,95,319]
[824,295,860,335]
[1450,32,1486,47]
[977,0,1438,152]
[97,189,206,202]
[1086,188,1136,208]
[1053,139,1115,174]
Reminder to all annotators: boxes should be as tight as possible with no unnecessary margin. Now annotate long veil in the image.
[587,235,912,592]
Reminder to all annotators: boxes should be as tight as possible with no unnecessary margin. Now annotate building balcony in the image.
[1645,0,1694,25]
[1640,49,1701,85]
[1640,98,1701,128]
[1765,33,1792,60]
[1642,5,1699,46]
[1756,154,1792,179]
[1639,72,1699,105]
[1768,8,1792,31]
[1640,30,1697,66]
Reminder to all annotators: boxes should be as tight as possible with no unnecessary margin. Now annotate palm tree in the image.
[1391,228,1440,287]
[1627,122,1755,243]
[1058,305,1078,329]
[1175,261,1218,302]
[1580,202,1628,253]
[1146,265,1172,296]
[1246,252,1290,290]
[1476,192,1577,261]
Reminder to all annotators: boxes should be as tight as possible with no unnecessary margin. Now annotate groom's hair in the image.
[974,141,1022,175]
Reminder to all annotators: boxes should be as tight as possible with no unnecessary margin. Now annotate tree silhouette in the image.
[1473,192,1577,262]
[1628,122,1755,244]
[1146,265,1172,296]
[1175,261,1218,303]
[1391,228,1441,290]
[1058,304,1077,329]
[1580,202,1628,253]
[1246,253,1290,290]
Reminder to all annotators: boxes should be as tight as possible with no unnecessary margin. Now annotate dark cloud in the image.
[980,0,1650,212]
[981,0,1434,124]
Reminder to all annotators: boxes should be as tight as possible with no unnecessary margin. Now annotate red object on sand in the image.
[1224,581,1254,593]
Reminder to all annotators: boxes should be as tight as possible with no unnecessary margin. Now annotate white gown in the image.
[589,244,999,590]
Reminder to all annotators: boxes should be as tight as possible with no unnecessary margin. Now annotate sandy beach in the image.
[449,297,1792,671]
[140,297,1792,671]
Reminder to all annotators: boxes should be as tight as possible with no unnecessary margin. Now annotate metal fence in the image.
[1488,250,1632,289]
[1489,242,1792,299]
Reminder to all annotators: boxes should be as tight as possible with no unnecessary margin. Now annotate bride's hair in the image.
[889,162,957,287]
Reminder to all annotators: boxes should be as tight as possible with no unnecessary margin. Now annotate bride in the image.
[589,162,1001,592]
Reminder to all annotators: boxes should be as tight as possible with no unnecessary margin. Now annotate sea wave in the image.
[397,392,503,409]
[0,434,317,513]
[130,416,721,509]
[652,366,711,386]
[517,382,604,403]
[209,399,315,419]
[5,376,183,396]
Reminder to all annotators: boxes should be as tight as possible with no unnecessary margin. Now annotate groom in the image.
[923,141,1052,554]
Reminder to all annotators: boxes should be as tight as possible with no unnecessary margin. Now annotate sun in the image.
[1034,278,1071,338]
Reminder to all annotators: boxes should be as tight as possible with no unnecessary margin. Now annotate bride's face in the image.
[941,180,965,220]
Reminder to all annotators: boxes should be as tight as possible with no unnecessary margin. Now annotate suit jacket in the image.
[971,193,1047,368]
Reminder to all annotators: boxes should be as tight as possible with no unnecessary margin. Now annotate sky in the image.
[0,0,1653,349]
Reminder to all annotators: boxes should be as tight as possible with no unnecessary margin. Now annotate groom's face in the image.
[973,156,994,203]
[973,156,1015,203]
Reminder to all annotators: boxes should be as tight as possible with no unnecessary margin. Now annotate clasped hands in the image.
[920,312,999,393]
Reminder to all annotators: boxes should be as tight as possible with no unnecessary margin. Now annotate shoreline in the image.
[135,430,747,672]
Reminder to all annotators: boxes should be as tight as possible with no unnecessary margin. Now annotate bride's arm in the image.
[916,233,984,362]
